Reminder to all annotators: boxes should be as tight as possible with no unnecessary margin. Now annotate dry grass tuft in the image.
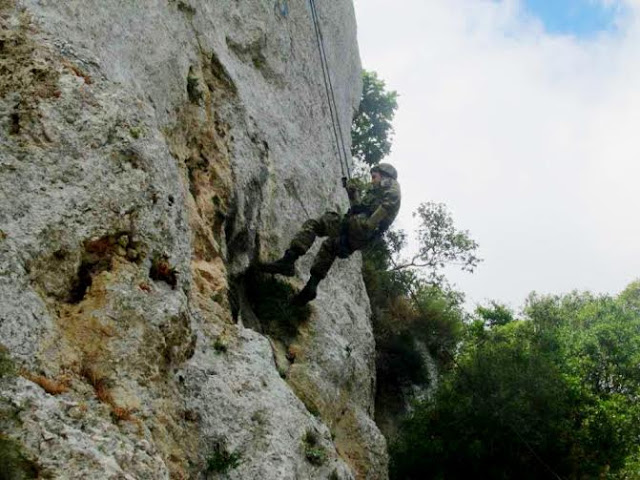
[111,406,134,422]
[150,254,178,288]
[81,364,112,404]
[81,364,136,423]
[62,59,93,84]
[22,370,70,395]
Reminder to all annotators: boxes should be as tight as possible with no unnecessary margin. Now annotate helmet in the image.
[371,163,397,180]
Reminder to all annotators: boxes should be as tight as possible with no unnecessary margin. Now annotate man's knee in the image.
[300,218,321,233]
[290,218,322,253]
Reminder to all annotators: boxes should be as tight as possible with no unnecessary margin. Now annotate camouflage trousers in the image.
[289,211,373,279]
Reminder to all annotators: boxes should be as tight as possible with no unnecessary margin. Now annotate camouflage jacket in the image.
[347,177,401,233]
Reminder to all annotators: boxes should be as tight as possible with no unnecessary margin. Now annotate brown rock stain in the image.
[0,5,61,139]
[33,257,196,478]
[164,51,236,323]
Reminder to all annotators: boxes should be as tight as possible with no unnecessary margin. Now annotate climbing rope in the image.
[308,0,352,186]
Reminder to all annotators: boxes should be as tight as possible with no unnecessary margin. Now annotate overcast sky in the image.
[353,0,640,310]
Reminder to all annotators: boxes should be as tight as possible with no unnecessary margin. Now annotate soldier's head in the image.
[370,163,397,185]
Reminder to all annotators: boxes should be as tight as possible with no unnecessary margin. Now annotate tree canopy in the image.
[389,202,481,283]
[390,287,640,480]
[351,70,399,166]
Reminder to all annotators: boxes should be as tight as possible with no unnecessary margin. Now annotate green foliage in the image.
[0,435,39,480]
[412,285,466,359]
[614,448,640,480]
[390,286,640,480]
[362,233,466,402]
[205,444,241,475]
[245,273,310,340]
[128,126,142,139]
[0,346,16,378]
[377,329,427,391]
[524,291,640,398]
[213,338,227,354]
[302,430,327,466]
[619,279,640,314]
[475,301,514,328]
[391,202,481,283]
[392,320,574,480]
[351,70,398,166]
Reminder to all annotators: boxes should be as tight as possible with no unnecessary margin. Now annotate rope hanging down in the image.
[308,0,352,186]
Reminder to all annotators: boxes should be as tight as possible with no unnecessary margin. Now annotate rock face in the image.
[0,0,388,479]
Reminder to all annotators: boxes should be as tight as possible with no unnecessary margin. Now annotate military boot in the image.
[292,274,322,306]
[260,249,299,277]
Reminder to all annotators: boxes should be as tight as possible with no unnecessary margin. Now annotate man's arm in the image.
[366,180,401,232]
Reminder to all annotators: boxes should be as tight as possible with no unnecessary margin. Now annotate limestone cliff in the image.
[0,0,388,478]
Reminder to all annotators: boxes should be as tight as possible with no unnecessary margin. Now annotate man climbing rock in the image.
[261,163,401,305]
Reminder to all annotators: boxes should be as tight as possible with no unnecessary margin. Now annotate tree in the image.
[475,301,514,328]
[390,202,481,284]
[391,320,575,480]
[351,70,398,166]
[390,286,640,480]
[350,70,473,436]
[620,279,640,314]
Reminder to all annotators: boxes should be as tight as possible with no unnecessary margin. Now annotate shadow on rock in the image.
[230,269,310,343]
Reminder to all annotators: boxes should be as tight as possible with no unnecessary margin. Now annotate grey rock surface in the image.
[0,0,387,478]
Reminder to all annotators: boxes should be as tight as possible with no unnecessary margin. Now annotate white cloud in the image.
[354,0,640,308]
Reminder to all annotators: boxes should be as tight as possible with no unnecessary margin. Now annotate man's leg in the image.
[293,215,378,304]
[292,236,340,305]
[261,212,341,276]
[309,236,340,280]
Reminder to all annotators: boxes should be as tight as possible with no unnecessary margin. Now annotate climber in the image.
[260,163,401,305]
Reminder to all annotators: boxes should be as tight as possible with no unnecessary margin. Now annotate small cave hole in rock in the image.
[186,66,203,104]
[68,232,140,304]
[149,254,178,288]
[68,259,97,304]
[229,269,310,343]
[9,112,20,135]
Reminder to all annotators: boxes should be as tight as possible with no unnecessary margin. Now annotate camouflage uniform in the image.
[288,172,401,280]
[260,163,401,304]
